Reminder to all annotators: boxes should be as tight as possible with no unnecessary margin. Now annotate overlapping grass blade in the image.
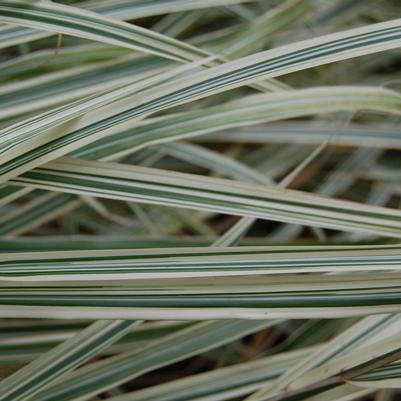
[10,156,401,238]
[248,314,401,401]
[0,0,304,118]
[0,0,211,61]
[0,321,193,364]
[106,346,315,401]
[1,85,397,236]
[2,2,401,399]
[3,244,401,318]
[0,0,254,49]
[30,320,275,401]
[75,86,401,161]
[2,17,401,181]
[0,320,140,401]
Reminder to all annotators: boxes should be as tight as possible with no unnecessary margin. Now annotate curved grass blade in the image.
[2,17,401,181]
[0,0,211,61]
[75,86,401,161]
[1,85,396,233]
[0,0,254,49]
[0,0,303,119]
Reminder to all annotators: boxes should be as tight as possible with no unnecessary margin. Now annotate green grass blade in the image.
[10,156,401,238]
[0,320,140,401]
[31,320,275,401]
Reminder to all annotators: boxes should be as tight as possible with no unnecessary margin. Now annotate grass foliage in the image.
[1,0,401,400]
